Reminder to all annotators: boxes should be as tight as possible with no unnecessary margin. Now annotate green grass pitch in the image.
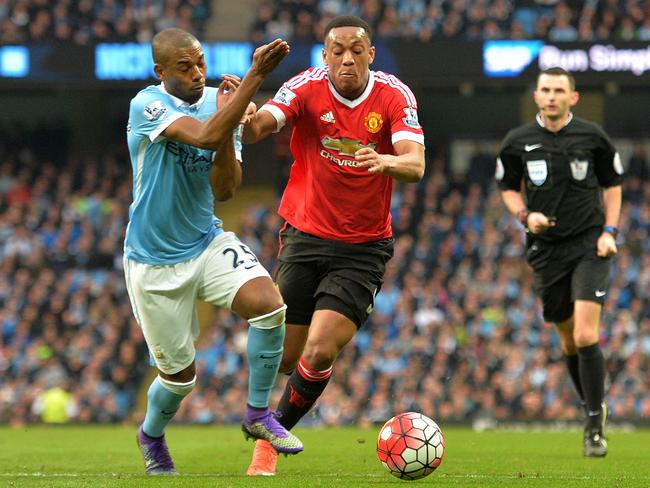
[1,425,649,487]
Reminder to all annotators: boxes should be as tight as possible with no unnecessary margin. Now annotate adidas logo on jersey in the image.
[320,111,335,124]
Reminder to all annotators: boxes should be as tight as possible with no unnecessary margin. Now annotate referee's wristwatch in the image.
[602,225,619,238]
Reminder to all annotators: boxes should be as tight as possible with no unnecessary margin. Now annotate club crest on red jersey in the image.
[364,112,383,134]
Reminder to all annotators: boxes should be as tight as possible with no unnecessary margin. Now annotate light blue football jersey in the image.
[124,84,242,264]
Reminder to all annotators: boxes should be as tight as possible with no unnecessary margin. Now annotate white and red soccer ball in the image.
[376,412,445,480]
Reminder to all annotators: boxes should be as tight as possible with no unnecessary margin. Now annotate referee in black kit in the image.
[496,67,623,457]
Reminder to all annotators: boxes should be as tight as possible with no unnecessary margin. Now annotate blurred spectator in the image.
[250,0,650,43]
[0,125,147,425]
[626,142,650,181]
[177,140,650,427]
[31,380,79,424]
[0,0,211,45]
[2,124,650,428]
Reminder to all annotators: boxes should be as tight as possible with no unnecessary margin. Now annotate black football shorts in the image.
[526,227,612,323]
[275,224,394,328]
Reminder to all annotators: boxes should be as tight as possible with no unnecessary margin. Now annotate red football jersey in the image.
[261,67,425,243]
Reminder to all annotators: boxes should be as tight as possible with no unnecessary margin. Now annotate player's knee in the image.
[248,304,287,330]
[303,342,337,370]
[573,329,598,348]
[157,375,196,397]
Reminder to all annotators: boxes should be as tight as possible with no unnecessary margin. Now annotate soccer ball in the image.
[376,412,445,480]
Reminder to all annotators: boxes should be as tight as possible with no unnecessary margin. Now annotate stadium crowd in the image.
[1,125,650,426]
[250,0,650,43]
[0,126,147,425]
[179,141,650,427]
[0,0,210,44]
[3,0,650,45]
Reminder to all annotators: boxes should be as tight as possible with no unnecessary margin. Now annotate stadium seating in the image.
[250,0,650,42]
[2,125,650,425]
[0,0,211,44]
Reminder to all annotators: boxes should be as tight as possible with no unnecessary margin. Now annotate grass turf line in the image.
[0,426,648,487]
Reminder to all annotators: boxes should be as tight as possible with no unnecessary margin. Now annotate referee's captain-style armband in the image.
[517,209,530,227]
[602,225,619,238]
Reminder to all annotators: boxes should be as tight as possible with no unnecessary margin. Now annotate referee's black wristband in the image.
[603,225,618,238]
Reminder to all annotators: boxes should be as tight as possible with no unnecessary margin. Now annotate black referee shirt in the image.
[497,114,624,242]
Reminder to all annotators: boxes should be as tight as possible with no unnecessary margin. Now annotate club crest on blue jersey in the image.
[144,100,168,121]
[526,159,548,186]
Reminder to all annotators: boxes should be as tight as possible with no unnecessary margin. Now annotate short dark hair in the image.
[323,16,372,43]
[152,28,199,65]
[538,67,576,91]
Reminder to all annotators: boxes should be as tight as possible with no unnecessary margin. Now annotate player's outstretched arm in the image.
[241,109,278,144]
[163,40,290,150]
[354,140,425,182]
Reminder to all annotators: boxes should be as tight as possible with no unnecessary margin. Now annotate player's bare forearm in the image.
[210,137,242,201]
[242,110,277,144]
[355,141,425,182]
[501,189,527,215]
[602,184,622,228]
[164,40,289,150]
[165,79,264,150]
[380,152,425,182]
[201,40,288,148]
[596,184,622,257]
[242,117,263,144]
[501,189,556,233]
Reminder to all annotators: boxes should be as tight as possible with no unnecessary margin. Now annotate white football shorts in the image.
[124,231,270,374]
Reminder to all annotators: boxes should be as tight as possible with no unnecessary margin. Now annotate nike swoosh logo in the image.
[260,352,282,359]
[525,143,543,151]
[595,290,607,297]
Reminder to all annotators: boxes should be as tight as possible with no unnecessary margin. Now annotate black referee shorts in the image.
[275,224,394,328]
[526,227,612,323]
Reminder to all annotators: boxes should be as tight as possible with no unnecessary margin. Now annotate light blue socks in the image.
[142,377,184,438]
[246,325,285,407]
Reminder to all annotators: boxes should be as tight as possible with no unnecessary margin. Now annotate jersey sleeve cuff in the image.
[259,104,287,133]
[392,131,424,146]
[149,113,187,143]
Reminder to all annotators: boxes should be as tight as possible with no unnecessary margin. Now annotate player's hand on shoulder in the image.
[250,39,290,77]
[597,232,618,258]
[527,212,556,234]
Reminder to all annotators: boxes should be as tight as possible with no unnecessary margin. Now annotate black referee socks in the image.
[577,343,606,432]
